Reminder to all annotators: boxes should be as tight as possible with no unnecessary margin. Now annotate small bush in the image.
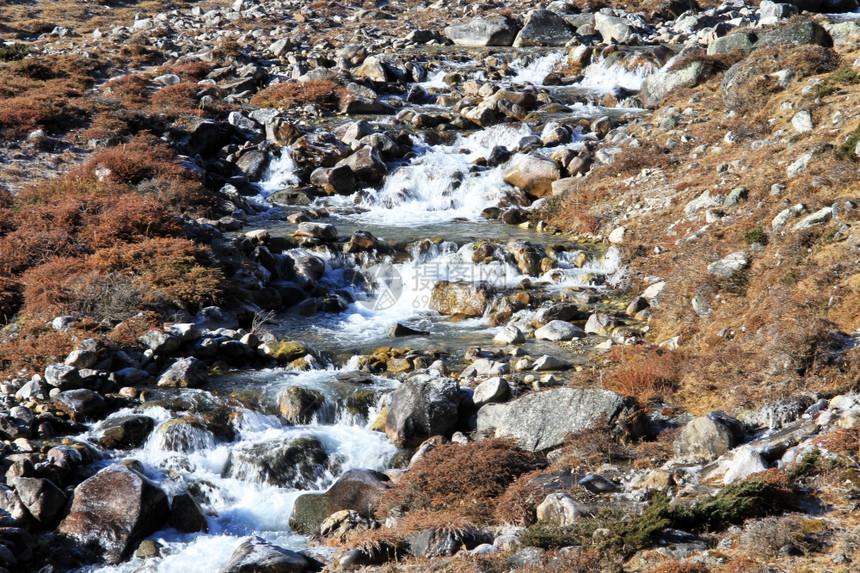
[835,123,860,161]
[377,438,545,523]
[250,79,346,112]
[650,563,710,573]
[739,515,822,557]
[744,226,765,245]
[0,44,28,62]
[603,349,682,405]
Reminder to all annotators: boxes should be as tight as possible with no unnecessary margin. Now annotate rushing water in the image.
[80,45,653,572]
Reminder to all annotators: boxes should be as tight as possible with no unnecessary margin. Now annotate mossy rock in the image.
[345,390,379,417]
[259,340,309,363]
[278,386,325,424]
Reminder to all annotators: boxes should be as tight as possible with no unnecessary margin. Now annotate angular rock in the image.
[503,156,562,199]
[444,15,520,47]
[640,53,713,108]
[157,357,208,388]
[259,340,310,363]
[429,281,493,317]
[493,324,525,345]
[222,437,331,489]
[513,9,574,47]
[96,415,155,450]
[707,32,756,55]
[235,150,269,182]
[310,165,355,195]
[477,388,634,451]
[584,313,619,336]
[44,363,82,390]
[193,306,239,331]
[316,509,375,544]
[707,251,749,278]
[385,374,462,447]
[0,485,30,528]
[532,355,572,371]
[278,386,325,424]
[296,222,338,242]
[13,477,67,525]
[290,469,389,535]
[335,146,387,182]
[594,13,637,44]
[756,21,832,49]
[138,329,182,355]
[168,493,208,533]
[58,464,170,564]
[222,537,309,573]
[53,389,109,422]
[507,239,543,276]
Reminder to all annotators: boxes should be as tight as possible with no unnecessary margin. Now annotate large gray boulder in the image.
[756,21,832,48]
[593,13,637,44]
[503,156,562,199]
[385,374,463,447]
[53,389,109,422]
[157,357,208,388]
[12,477,67,525]
[673,411,745,461]
[58,464,170,564]
[476,388,635,451]
[444,15,520,47]
[222,537,310,573]
[222,437,332,489]
[639,52,713,108]
[513,9,575,47]
[290,469,389,535]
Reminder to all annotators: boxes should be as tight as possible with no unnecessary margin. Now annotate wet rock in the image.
[390,323,428,337]
[222,536,310,573]
[138,329,182,355]
[535,321,585,342]
[472,377,511,408]
[291,133,350,169]
[579,474,620,494]
[536,493,587,526]
[290,469,389,535]
[53,389,109,422]
[507,239,543,276]
[335,146,387,182]
[257,340,310,364]
[674,411,744,461]
[96,415,155,450]
[235,150,269,182]
[278,387,325,424]
[503,156,562,199]
[285,251,326,287]
[385,373,462,447]
[223,437,332,489]
[429,281,493,318]
[341,96,396,115]
[477,388,635,451]
[310,165,355,195]
[157,357,208,388]
[296,222,338,242]
[13,476,67,525]
[266,119,302,146]
[168,492,208,533]
[444,15,520,47]
[513,9,574,47]
[0,407,34,440]
[58,464,170,564]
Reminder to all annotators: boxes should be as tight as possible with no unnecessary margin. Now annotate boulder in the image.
[707,251,749,279]
[593,13,637,44]
[53,389,109,422]
[385,373,462,447]
[157,357,208,388]
[584,313,619,336]
[278,387,325,424]
[235,150,269,182]
[507,240,543,276]
[429,281,493,317]
[444,15,520,47]
[493,325,525,345]
[138,329,182,355]
[534,321,585,342]
[222,537,310,573]
[756,21,832,49]
[673,412,743,461]
[533,303,581,326]
[335,146,388,182]
[44,363,82,390]
[168,493,208,533]
[472,377,511,408]
[222,437,331,489]
[513,10,575,47]
[259,340,311,363]
[296,222,338,242]
[13,477,67,525]
[290,469,389,535]
[503,156,562,199]
[193,306,239,331]
[96,415,155,450]
[291,133,351,170]
[0,485,31,528]
[536,493,587,527]
[707,32,757,55]
[640,55,713,108]
[315,509,376,544]
[310,165,355,195]
[532,355,572,371]
[58,464,170,564]
[477,388,635,451]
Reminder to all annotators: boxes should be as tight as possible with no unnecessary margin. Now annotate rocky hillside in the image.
[0,0,859,572]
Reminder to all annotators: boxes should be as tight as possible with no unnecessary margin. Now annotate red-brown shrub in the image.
[377,438,546,523]
[250,79,346,112]
[0,278,23,324]
[603,349,682,405]
[0,320,77,375]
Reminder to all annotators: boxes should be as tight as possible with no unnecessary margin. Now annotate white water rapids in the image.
[79,47,652,573]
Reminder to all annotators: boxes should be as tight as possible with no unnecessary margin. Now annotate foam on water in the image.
[508,51,568,84]
[579,58,657,92]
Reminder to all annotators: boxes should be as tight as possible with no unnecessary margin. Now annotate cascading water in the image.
[79,41,649,573]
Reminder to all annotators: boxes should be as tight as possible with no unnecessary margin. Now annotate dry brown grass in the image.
[250,79,347,112]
